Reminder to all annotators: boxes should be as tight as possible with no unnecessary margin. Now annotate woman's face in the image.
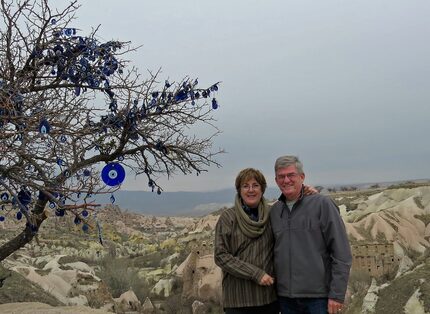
[239,177,263,208]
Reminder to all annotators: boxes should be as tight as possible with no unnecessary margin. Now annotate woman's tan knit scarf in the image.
[234,194,270,238]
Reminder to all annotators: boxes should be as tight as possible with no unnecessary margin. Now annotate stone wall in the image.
[351,243,400,277]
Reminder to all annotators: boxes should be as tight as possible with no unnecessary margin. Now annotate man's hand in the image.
[259,273,274,286]
[303,185,319,195]
[328,299,343,314]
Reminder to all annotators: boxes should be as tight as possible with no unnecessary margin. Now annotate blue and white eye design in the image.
[109,170,117,179]
[49,201,56,209]
[39,119,51,134]
[101,162,125,186]
[1,192,9,201]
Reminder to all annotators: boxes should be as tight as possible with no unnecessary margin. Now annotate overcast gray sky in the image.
[64,0,430,191]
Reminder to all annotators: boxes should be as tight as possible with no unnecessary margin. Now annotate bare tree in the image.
[0,0,222,261]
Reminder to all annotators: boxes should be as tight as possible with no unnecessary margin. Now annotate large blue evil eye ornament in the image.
[101,162,125,186]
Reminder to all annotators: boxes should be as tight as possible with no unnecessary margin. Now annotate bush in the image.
[97,257,150,303]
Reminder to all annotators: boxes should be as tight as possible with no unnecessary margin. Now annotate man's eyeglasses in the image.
[241,184,261,191]
[276,173,300,181]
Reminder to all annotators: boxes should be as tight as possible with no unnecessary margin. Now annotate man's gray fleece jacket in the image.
[270,192,352,302]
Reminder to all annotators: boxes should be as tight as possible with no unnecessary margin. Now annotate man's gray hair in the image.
[274,155,304,174]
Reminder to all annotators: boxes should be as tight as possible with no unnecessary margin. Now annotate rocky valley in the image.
[1,182,430,313]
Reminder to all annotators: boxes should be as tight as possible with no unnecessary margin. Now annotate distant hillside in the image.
[92,187,282,216]
[91,179,430,216]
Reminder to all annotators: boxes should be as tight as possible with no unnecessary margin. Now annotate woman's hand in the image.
[259,273,275,286]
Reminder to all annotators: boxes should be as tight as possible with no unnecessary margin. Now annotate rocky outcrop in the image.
[404,287,426,314]
[192,300,208,314]
[362,278,379,313]
[151,278,176,297]
[142,297,155,313]
[8,254,111,307]
[176,251,222,304]
[113,289,141,312]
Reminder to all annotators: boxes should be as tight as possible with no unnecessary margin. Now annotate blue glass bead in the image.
[55,209,65,217]
[110,194,115,204]
[49,202,56,209]
[1,192,9,201]
[157,188,161,195]
[64,28,73,36]
[51,18,57,24]
[82,224,89,232]
[39,119,51,134]
[60,135,67,143]
[75,86,80,96]
[0,216,5,222]
[57,158,65,166]
[175,90,187,102]
[18,189,31,205]
[74,216,81,225]
[82,210,89,217]
[16,212,22,220]
[212,98,218,110]
[117,155,124,161]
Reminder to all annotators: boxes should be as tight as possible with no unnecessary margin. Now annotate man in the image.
[270,156,352,314]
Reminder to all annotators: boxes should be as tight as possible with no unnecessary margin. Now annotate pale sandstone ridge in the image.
[343,186,430,253]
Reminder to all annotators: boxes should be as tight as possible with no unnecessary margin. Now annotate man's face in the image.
[275,165,305,201]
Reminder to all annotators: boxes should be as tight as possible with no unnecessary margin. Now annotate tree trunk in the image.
[0,213,47,262]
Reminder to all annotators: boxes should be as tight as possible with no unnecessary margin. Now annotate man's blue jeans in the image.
[278,296,328,314]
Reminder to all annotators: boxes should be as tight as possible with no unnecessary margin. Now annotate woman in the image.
[214,168,279,314]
